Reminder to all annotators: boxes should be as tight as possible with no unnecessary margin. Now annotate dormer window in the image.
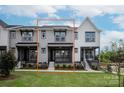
[85,32,95,42]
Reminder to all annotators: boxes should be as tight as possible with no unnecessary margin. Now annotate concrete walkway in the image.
[48,61,55,70]
[15,69,103,73]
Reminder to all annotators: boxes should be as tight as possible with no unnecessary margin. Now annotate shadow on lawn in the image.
[0,74,19,81]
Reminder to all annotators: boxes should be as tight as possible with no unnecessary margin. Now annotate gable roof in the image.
[79,17,102,32]
[0,19,8,27]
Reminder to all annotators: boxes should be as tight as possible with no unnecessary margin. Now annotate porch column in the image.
[98,47,100,63]
[93,48,95,60]
[83,48,85,61]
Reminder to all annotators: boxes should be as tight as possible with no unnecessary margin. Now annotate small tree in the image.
[0,51,17,77]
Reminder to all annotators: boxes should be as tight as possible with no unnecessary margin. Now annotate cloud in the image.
[101,30,124,50]
[69,6,124,17]
[62,21,81,27]
[0,5,66,18]
[31,19,81,27]
[68,6,124,29]
[112,15,124,29]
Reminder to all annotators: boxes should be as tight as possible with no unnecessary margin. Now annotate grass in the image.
[0,71,119,87]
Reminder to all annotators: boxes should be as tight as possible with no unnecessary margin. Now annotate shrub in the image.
[56,64,59,68]
[63,64,66,68]
[76,64,79,69]
[0,51,17,77]
[41,62,48,69]
[68,65,72,68]
[107,64,112,73]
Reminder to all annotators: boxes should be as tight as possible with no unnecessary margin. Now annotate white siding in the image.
[75,18,100,62]
[0,27,9,50]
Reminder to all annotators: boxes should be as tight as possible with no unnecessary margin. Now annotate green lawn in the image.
[0,71,119,87]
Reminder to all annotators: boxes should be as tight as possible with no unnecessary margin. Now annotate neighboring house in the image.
[0,20,9,55]
[0,17,101,70]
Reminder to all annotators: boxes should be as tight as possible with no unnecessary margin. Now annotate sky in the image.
[0,5,124,50]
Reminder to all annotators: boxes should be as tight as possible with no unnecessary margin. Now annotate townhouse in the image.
[0,17,101,70]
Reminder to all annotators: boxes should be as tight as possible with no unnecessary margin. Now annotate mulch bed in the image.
[0,74,17,81]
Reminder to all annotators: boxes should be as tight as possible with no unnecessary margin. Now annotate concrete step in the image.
[48,61,55,70]
[83,59,92,71]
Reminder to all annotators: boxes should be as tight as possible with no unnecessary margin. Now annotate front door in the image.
[29,49,37,62]
[85,49,93,60]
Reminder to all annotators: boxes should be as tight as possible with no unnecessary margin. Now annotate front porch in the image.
[16,42,37,69]
[80,47,100,70]
[48,43,73,64]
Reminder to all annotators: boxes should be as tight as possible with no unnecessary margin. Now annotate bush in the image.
[68,65,72,68]
[56,64,59,68]
[63,64,66,68]
[40,62,48,69]
[107,64,112,73]
[0,51,16,77]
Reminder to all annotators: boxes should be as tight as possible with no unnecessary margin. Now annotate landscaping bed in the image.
[55,63,84,70]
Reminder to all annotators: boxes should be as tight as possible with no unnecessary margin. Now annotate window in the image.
[10,48,15,54]
[0,29,1,39]
[21,31,33,41]
[75,48,78,53]
[41,48,46,54]
[29,49,37,61]
[74,32,78,40]
[10,31,16,39]
[41,31,46,39]
[85,32,95,42]
[55,31,66,41]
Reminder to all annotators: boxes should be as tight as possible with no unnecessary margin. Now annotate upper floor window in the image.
[74,32,78,40]
[75,48,78,53]
[21,31,33,41]
[10,31,16,39]
[55,31,66,41]
[41,48,46,54]
[41,31,46,39]
[85,32,95,42]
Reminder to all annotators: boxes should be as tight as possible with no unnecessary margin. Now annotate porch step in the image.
[83,59,92,71]
[48,62,55,70]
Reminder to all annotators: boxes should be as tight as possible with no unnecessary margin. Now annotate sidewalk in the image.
[15,69,103,73]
